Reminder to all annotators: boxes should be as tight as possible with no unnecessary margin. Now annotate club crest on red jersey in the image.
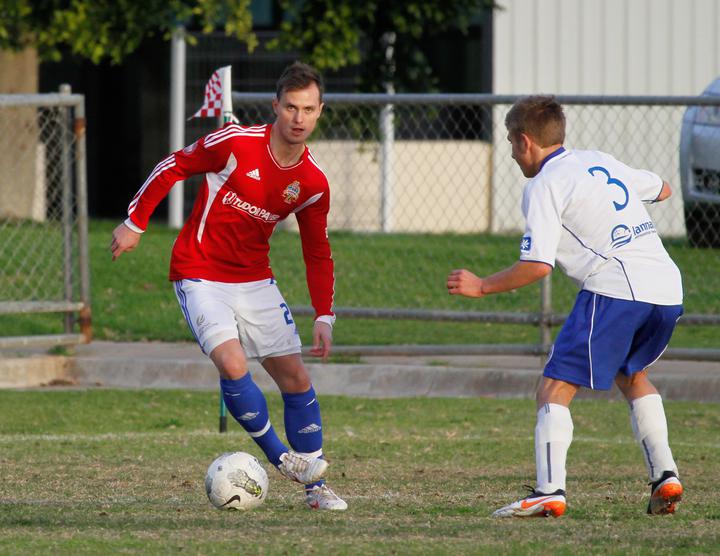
[282,181,301,204]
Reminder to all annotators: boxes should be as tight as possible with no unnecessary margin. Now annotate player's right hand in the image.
[447,268,485,298]
[110,222,141,261]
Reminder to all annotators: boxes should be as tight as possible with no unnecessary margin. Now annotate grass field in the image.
[0,390,718,554]
[1,220,718,349]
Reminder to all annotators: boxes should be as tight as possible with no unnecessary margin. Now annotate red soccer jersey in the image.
[126,123,335,319]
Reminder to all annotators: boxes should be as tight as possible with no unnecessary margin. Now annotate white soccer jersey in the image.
[519,148,682,305]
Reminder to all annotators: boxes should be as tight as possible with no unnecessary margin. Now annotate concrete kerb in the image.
[0,341,719,402]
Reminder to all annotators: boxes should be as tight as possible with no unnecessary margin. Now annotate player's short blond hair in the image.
[505,95,565,147]
[276,61,324,102]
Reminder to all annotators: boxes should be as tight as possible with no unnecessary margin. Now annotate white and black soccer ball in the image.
[205,452,269,510]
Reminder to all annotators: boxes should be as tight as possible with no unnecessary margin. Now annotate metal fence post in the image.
[380,101,395,232]
[380,32,396,232]
[74,96,92,342]
[59,84,75,335]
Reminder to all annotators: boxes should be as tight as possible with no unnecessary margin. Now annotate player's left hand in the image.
[447,268,485,298]
[310,320,333,362]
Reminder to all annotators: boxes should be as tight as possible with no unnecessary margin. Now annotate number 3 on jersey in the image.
[588,166,629,211]
[279,303,294,325]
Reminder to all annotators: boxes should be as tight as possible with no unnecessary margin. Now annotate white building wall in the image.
[492,0,720,235]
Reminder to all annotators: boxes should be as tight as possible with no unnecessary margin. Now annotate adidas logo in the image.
[298,423,322,434]
[246,168,260,180]
[239,411,259,421]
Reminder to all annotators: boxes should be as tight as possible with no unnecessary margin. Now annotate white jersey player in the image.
[447,95,683,518]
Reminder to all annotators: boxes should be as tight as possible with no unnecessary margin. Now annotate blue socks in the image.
[220,374,287,466]
[282,386,325,490]
[221,376,326,490]
[282,386,323,456]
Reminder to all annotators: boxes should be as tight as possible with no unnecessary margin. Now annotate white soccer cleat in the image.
[305,484,348,510]
[277,451,328,484]
[647,470,683,515]
[492,488,567,518]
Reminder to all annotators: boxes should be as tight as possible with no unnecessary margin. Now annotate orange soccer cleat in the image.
[647,470,683,515]
[492,487,567,518]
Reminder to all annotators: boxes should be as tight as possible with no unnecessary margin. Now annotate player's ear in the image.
[318,101,324,116]
[519,132,533,153]
[272,98,280,117]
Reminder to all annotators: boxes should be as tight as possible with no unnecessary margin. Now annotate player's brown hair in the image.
[276,61,324,101]
[505,95,565,147]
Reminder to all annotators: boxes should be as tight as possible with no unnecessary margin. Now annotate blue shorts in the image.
[544,291,683,390]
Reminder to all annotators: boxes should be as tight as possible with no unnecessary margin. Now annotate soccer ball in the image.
[205,452,269,510]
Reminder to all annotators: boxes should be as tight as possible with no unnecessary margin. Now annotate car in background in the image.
[679,77,720,248]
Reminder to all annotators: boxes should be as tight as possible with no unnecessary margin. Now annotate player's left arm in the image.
[653,181,672,203]
[295,187,335,361]
[447,261,552,298]
[607,154,670,204]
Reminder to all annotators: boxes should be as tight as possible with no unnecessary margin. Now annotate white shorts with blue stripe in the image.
[173,278,301,360]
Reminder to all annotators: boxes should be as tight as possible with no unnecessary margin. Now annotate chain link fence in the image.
[222,92,719,360]
[0,92,91,349]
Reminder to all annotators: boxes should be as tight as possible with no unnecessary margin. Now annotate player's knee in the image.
[616,369,649,389]
[213,352,248,379]
[536,377,578,408]
[282,369,311,393]
[275,364,311,393]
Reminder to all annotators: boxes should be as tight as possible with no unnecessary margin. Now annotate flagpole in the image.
[218,65,232,433]
[168,26,186,229]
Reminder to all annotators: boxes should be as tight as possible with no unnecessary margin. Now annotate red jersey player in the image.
[110,62,346,510]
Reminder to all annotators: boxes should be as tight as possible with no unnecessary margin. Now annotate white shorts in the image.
[173,278,301,359]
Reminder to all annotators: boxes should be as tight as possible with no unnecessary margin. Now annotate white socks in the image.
[630,393,678,482]
[533,395,677,493]
[535,403,574,493]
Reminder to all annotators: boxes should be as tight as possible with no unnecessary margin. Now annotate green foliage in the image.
[268,0,496,92]
[0,0,256,64]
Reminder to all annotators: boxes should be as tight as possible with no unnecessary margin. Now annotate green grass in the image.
[0,390,718,554]
[1,220,718,348]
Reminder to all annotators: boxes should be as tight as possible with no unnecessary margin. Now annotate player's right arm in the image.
[125,135,229,232]
[447,261,552,297]
[111,128,233,260]
[110,124,238,260]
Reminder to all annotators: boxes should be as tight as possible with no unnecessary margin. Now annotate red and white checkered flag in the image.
[190,68,224,119]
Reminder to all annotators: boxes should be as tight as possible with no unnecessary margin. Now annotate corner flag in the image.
[190,66,238,123]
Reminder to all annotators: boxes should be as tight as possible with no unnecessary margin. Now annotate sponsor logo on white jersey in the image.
[610,224,632,248]
[222,191,280,222]
[632,220,655,237]
[611,221,656,248]
[298,423,322,434]
[520,236,532,252]
[239,411,260,421]
[246,168,261,180]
